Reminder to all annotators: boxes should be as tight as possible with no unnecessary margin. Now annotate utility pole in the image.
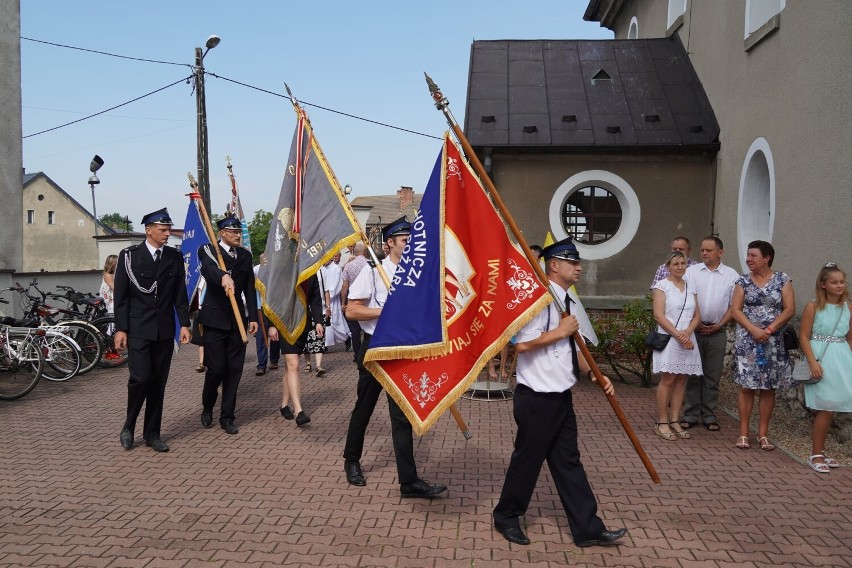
[194,35,220,215]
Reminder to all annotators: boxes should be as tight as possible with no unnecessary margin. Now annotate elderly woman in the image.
[651,251,703,440]
[731,240,795,450]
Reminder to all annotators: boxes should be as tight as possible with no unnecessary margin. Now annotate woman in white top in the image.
[651,252,703,441]
[99,255,118,313]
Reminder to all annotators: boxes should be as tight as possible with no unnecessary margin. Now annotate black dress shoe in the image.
[280,406,295,420]
[201,409,213,428]
[120,427,133,450]
[400,478,447,498]
[145,439,169,452]
[221,420,239,435]
[576,528,628,548]
[295,411,311,426]
[255,367,266,376]
[495,525,530,546]
[344,460,366,486]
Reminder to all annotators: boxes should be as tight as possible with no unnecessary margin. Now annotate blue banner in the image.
[367,152,446,355]
[175,199,211,350]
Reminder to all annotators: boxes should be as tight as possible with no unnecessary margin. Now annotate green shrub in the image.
[590,296,655,387]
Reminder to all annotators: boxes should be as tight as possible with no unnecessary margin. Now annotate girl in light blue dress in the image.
[798,263,852,473]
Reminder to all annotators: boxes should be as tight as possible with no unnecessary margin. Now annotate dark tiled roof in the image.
[350,194,423,227]
[464,38,719,151]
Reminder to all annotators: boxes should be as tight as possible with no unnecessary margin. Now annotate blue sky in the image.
[21,1,611,228]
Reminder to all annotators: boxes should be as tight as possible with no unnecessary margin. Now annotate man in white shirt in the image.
[650,236,698,288]
[342,217,447,499]
[680,236,739,430]
[493,238,625,548]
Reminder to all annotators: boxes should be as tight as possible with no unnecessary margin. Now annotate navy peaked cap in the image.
[542,237,581,261]
[217,215,242,231]
[382,216,411,241]
[141,208,173,226]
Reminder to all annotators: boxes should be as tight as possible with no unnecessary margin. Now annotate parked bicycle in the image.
[8,281,105,374]
[0,324,45,401]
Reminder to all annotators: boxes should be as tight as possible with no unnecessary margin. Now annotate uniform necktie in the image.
[154,249,161,268]
[228,248,236,260]
[566,293,579,379]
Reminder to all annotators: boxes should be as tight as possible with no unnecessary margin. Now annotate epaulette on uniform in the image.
[122,244,141,254]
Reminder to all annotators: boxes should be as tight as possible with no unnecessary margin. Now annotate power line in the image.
[207,72,442,141]
[21,36,189,67]
[23,76,192,138]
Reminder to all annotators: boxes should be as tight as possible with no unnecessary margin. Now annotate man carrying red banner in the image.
[493,237,627,548]
[342,217,448,498]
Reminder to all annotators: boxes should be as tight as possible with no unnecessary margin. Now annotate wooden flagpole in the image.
[187,174,249,344]
[284,84,471,440]
[425,74,659,483]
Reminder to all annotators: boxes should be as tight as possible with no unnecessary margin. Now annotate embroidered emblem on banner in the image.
[405,371,449,408]
[446,156,464,184]
[444,230,475,323]
[506,258,540,309]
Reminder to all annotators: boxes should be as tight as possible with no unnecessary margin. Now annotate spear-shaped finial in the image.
[284,82,295,103]
[424,72,448,110]
[226,155,233,173]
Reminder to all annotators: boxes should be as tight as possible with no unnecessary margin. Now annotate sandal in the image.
[704,422,721,432]
[735,436,750,449]
[824,456,840,468]
[195,365,206,373]
[304,363,311,372]
[756,436,775,451]
[808,454,831,473]
[654,422,678,441]
[669,421,691,439]
[315,367,326,377]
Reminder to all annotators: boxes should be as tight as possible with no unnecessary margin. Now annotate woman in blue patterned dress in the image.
[730,241,795,450]
[798,263,852,473]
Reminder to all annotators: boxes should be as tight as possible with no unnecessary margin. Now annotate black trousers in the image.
[493,384,606,544]
[201,326,248,422]
[343,333,418,485]
[125,337,175,441]
[346,317,362,360]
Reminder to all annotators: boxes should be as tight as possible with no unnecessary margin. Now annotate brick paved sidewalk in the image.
[1,345,850,567]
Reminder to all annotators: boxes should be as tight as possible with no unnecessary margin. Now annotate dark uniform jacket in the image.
[197,242,258,331]
[114,243,190,340]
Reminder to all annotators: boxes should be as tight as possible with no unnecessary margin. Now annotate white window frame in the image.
[548,170,640,260]
[27,209,35,224]
[48,211,56,225]
[667,0,687,30]
[745,0,786,38]
[737,137,776,272]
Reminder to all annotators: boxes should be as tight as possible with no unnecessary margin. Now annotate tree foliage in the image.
[99,212,133,232]
[247,209,273,262]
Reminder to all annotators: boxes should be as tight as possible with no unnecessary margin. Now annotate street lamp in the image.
[88,155,104,239]
[343,184,352,197]
[195,34,220,215]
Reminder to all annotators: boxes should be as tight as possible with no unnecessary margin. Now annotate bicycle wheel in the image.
[92,316,128,368]
[59,321,104,375]
[0,336,44,401]
[41,333,82,381]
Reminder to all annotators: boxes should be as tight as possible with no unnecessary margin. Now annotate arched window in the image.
[549,171,640,260]
[737,137,776,271]
[628,16,639,39]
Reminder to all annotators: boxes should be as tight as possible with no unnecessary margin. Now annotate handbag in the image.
[645,330,671,351]
[782,327,799,351]
[645,281,688,351]
[792,304,845,384]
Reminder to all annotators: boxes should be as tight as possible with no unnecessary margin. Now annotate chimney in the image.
[398,186,414,211]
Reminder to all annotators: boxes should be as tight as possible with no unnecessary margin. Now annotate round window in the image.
[549,170,640,260]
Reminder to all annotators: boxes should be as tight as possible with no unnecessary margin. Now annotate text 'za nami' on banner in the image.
[364,133,551,435]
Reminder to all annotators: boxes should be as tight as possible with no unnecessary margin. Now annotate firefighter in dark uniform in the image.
[115,208,191,452]
[197,215,259,434]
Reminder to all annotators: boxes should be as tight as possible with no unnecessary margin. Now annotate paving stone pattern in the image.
[1,346,850,567]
